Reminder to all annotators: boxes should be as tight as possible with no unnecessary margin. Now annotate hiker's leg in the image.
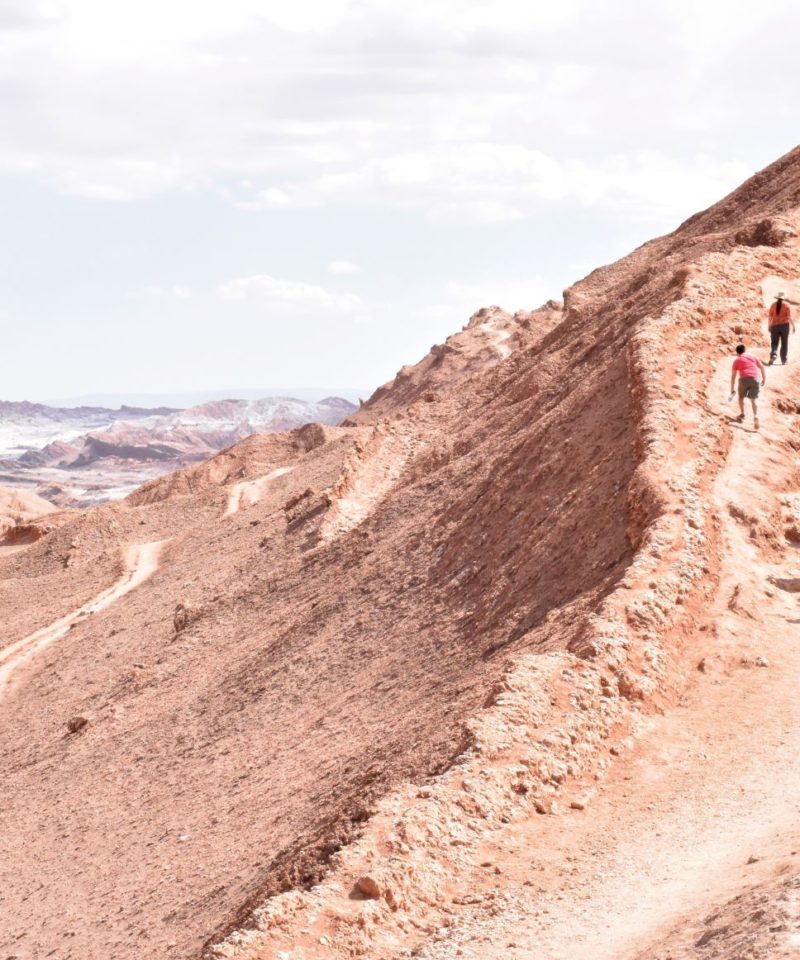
[781,325,789,363]
[770,328,779,362]
[738,388,745,416]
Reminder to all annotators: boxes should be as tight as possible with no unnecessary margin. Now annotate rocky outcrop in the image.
[357,301,562,421]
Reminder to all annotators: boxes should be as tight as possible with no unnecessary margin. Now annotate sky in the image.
[0,0,797,404]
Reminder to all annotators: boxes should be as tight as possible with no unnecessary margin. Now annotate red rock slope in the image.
[3,146,800,960]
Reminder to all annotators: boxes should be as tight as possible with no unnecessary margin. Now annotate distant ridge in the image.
[43,386,367,408]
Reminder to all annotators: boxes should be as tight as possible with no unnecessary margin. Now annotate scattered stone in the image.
[747,855,760,864]
[173,603,196,636]
[570,799,586,811]
[66,716,88,734]
[695,926,729,948]
[617,672,646,701]
[355,875,381,899]
[755,656,769,668]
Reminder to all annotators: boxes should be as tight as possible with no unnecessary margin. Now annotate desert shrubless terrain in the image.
[0,396,355,506]
[3,148,800,960]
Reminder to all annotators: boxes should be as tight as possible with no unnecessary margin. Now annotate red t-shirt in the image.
[733,354,761,379]
[769,301,791,326]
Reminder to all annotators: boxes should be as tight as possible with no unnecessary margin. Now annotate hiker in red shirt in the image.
[768,291,796,365]
[730,344,766,430]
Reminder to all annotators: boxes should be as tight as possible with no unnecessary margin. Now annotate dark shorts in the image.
[738,376,760,400]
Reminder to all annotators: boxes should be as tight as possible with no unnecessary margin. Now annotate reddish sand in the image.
[4,147,800,960]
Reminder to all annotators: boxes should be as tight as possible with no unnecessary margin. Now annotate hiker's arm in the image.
[758,359,766,385]
[730,367,737,392]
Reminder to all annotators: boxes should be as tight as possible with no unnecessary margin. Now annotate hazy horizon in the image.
[3,385,367,409]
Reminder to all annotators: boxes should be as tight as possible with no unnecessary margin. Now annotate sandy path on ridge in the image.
[318,427,419,542]
[0,539,168,700]
[403,349,800,958]
[0,543,29,558]
[479,317,512,359]
[224,466,294,517]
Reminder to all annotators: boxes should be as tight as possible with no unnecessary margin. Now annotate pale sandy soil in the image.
[224,467,295,517]
[478,317,512,359]
[0,543,28,557]
[318,423,420,542]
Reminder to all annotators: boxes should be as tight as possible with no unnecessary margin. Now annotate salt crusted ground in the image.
[3,148,800,960]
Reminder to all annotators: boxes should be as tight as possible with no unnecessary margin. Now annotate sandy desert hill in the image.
[3,147,800,960]
[0,486,56,539]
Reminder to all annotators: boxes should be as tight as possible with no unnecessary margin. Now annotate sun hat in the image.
[775,290,787,299]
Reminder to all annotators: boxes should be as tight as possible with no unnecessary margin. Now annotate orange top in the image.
[769,300,791,326]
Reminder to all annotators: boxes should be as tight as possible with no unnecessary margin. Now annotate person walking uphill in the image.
[730,344,766,430]
[768,291,796,365]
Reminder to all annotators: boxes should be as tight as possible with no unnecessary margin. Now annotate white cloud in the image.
[327,260,360,275]
[0,0,786,226]
[242,145,750,224]
[216,274,362,312]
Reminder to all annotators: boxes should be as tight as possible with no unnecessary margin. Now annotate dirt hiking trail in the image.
[398,350,800,959]
[0,539,168,700]
[223,466,295,517]
[478,314,512,360]
[318,422,419,541]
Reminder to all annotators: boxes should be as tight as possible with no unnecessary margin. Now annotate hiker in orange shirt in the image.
[768,291,796,365]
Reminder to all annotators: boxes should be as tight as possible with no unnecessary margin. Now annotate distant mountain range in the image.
[0,395,356,505]
[41,387,366,408]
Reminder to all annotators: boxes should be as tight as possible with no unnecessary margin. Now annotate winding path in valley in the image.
[0,539,168,700]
